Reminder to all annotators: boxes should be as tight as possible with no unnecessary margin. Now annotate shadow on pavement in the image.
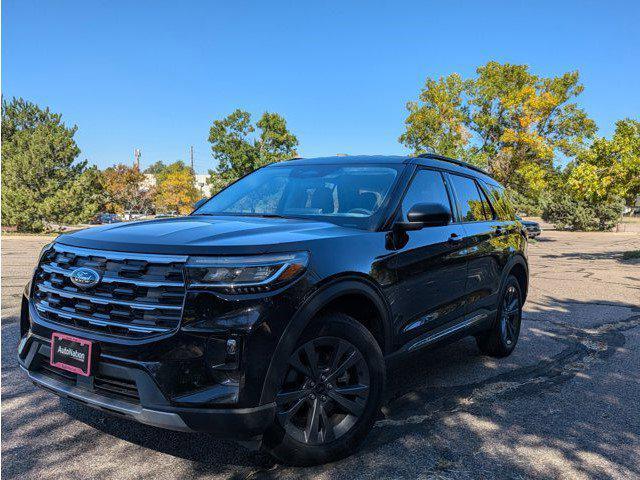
[539,250,640,264]
[532,236,556,243]
[3,297,640,479]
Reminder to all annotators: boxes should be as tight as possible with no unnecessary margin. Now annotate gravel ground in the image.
[2,230,640,479]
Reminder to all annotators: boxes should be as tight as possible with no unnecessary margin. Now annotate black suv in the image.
[19,155,528,465]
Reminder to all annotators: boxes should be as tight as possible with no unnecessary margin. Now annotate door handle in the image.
[448,233,463,244]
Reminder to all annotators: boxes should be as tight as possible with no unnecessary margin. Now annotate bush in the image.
[508,190,545,216]
[542,193,624,231]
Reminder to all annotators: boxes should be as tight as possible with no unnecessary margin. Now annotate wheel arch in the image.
[504,254,529,302]
[259,275,393,405]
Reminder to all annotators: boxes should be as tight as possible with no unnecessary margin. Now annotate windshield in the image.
[193,164,402,230]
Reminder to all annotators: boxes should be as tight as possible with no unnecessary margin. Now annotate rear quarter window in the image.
[481,181,515,221]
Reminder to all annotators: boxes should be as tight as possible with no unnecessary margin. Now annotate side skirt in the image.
[387,309,496,361]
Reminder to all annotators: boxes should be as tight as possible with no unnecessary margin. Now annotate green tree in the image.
[567,119,640,205]
[41,167,106,225]
[542,192,624,231]
[207,109,298,193]
[400,62,597,202]
[143,160,168,176]
[1,98,104,231]
[541,118,639,231]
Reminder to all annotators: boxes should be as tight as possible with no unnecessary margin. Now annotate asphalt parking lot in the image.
[2,229,640,479]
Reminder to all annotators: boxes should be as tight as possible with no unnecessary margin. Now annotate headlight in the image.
[185,252,309,293]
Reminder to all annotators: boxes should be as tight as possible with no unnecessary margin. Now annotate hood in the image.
[56,215,367,255]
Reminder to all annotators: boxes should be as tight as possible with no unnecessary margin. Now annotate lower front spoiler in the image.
[23,367,276,439]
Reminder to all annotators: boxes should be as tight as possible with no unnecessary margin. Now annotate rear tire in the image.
[262,312,385,466]
[476,275,522,358]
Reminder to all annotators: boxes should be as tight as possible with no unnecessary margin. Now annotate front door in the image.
[388,168,468,347]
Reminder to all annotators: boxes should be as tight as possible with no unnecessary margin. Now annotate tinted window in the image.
[400,169,451,221]
[449,175,492,222]
[477,184,495,219]
[194,164,401,230]
[481,181,514,221]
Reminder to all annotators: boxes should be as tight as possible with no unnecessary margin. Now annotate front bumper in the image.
[18,332,275,439]
[20,247,312,439]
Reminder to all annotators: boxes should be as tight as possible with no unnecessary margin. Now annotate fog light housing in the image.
[206,336,241,373]
[226,338,237,355]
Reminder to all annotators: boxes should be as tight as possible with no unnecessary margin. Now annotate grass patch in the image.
[622,250,640,260]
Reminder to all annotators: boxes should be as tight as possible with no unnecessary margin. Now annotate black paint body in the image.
[18,155,528,438]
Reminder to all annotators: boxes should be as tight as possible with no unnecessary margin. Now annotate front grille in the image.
[32,243,188,337]
[94,374,140,402]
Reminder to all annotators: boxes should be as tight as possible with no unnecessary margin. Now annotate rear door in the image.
[389,168,468,346]
[446,173,503,320]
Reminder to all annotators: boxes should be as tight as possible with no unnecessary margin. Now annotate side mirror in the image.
[193,198,208,210]
[396,203,451,230]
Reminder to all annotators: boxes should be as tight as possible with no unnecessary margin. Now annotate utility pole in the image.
[134,148,141,170]
[190,146,194,173]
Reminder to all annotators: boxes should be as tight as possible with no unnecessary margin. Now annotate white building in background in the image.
[142,174,157,191]
[195,174,212,197]
[142,174,212,197]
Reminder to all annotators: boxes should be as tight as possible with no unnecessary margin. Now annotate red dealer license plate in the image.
[50,332,93,377]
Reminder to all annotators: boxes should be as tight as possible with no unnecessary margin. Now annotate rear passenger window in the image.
[481,181,515,221]
[401,169,451,221]
[449,175,492,222]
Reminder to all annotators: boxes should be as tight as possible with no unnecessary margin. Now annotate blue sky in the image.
[3,0,639,173]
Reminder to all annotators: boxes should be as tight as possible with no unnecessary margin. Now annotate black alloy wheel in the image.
[500,283,521,346]
[263,313,385,466]
[276,337,370,445]
[476,275,523,357]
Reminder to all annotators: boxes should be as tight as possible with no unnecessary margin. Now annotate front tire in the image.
[262,312,385,466]
[476,275,523,358]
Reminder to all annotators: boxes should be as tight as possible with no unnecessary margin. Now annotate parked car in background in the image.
[123,211,149,221]
[19,154,528,465]
[516,216,542,238]
[90,213,121,225]
[154,212,178,219]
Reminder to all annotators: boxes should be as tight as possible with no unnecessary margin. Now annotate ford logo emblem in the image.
[69,267,101,289]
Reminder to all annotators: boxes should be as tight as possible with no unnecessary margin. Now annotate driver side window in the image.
[400,169,452,221]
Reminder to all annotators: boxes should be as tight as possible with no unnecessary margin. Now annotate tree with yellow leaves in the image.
[102,164,154,214]
[400,62,597,204]
[154,162,200,215]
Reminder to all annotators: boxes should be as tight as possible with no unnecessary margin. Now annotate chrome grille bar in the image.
[32,243,187,337]
[40,264,184,288]
[36,283,182,311]
[34,303,168,333]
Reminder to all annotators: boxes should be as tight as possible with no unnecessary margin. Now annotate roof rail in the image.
[416,153,489,176]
